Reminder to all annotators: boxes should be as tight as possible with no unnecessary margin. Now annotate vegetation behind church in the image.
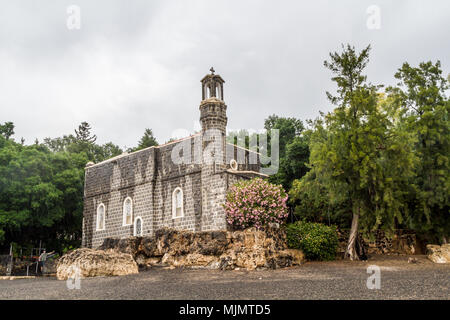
[0,45,448,257]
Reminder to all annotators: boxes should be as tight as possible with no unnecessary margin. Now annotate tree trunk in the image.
[442,236,448,245]
[345,209,360,261]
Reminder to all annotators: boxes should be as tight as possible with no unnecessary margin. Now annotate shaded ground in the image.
[0,255,448,300]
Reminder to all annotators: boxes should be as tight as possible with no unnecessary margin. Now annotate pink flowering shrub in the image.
[224,178,289,229]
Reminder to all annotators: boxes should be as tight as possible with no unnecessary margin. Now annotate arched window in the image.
[172,187,184,218]
[134,216,143,236]
[96,203,106,231]
[122,197,133,226]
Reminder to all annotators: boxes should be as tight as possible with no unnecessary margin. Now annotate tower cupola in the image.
[199,67,228,133]
[201,67,225,101]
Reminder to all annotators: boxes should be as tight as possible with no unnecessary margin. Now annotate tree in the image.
[388,61,449,243]
[133,128,158,152]
[0,122,15,140]
[281,135,310,189]
[0,135,86,251]
[305,44,415,260]
[74,122,97,143]
[263,115,309,189]
[0,122,123,252]
[264,115,304,156]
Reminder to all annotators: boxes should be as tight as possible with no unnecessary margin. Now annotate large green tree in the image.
[0,135,86,251]
[388,61,449,243]
[1,122,123,252]
[263,115,309,189]
[299,45,416,260]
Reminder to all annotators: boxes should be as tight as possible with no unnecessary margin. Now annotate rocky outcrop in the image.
[56,248,138,280]
[426,244,450,264]
[337,229,420,256]
[99,227,304,270]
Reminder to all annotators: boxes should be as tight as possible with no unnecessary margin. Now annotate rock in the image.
[102,228,228,258]
[145,257,161,266]
[427,244,450,264]
[162,253,219,268]
[135,254,147,267]
[284,249,305,265]
[99,226,304,271]
[56,248,138,280]
[408,257,418,264]
[98,237,142,256]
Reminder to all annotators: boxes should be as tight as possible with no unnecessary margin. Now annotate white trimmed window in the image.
[122,197,133,226]
[134,216,143,236]
[96,203,106,231]
[172,187,184,218]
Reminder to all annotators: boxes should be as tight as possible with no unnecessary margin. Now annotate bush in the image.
[285,221,338,261]
[224,178,289,229]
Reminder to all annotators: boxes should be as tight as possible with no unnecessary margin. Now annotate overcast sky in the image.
[1,0,449,148]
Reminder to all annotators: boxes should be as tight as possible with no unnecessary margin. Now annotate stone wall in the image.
[99,227,304,270]
[337,229,421,256]
[82,134,261,248]
[82,146,157,248]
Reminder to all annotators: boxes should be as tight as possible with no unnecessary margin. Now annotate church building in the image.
[81,69,265,248]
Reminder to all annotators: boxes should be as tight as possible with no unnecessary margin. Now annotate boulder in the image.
[100,227,304,271]
[426,244,450,264]
[56,248,138,280]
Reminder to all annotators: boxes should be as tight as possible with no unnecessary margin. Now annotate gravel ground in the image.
[0,255,448,300]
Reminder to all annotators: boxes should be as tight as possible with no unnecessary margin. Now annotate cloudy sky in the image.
[1,0,449,148]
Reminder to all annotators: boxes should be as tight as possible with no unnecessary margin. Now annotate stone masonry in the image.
[82,69,266,248]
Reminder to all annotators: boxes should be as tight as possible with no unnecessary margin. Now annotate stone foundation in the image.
[98,227,304,270]
[337,229,420,256]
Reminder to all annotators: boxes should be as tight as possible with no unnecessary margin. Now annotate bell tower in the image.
[199,67,227,133]
[199,67,228,170]
[199,68,228,232]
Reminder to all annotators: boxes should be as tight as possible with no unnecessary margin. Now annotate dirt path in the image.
[0,255,448,300]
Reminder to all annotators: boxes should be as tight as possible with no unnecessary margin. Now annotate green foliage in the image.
[74,122,97,143]
[302,45,415,236]
[387,61,449,241]
[0,135,86,251]
[0,122,15,140]
[289,171,351,226]
[285,221,338,261]
[264,115,309,189]
[0,121,127,252]
[227,118,310,191]
[62,245,76,254]
[132,128,158,152]
[44,122,123,163]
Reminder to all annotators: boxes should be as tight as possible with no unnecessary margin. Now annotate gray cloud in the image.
[0,0,449,148]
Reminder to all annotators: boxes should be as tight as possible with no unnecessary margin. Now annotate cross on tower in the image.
[210,67,215,75]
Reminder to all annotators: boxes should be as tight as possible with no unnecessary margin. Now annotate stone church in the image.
[82,69,266,248]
